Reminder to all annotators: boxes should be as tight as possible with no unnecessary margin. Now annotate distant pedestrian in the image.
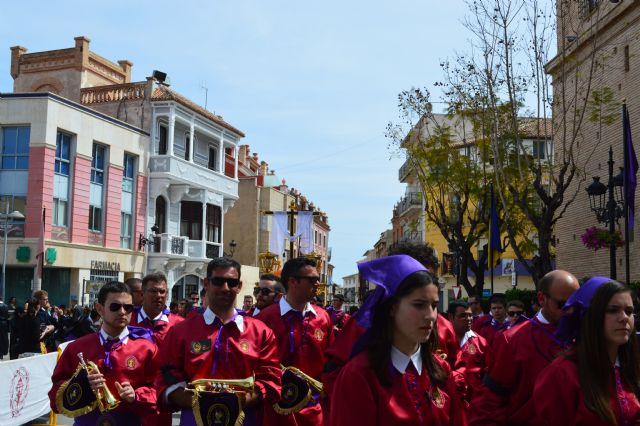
[0,298,9,359]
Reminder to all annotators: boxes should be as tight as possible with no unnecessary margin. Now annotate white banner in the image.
[0,352,58,426]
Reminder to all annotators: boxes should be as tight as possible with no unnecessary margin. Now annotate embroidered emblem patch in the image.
[466,345,477,355]
[126,356,137,370]
[239,340,251,353]
[314,329,324,341]
[432,389,446,409]
[190,340,212,354]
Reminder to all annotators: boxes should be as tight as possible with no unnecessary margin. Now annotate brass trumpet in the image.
[188,375,255,393]
[77,352,120,412]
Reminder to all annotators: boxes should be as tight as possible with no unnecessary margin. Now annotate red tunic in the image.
[49,331,158,425]
[534,355,640,426]
[473,316,508,347]
[154,310,281,424]
[469,316,562,426]
[454,331,488,403]
[322,313,460,400]
[330,351,467,426]
[129,309,184,347]
[437,315,459,369]
[256,300,333,426]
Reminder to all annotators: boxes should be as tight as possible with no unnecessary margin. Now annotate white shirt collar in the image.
[252,306,261,317]
[279,296,317,317]
[99,327,129,343]
[391,345,422,375]
[536,310,550,325]
[139,306,168,323]
[203,307,244,332]
[460,330,478,348]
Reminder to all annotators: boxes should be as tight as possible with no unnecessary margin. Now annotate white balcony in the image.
[149,155,238,199]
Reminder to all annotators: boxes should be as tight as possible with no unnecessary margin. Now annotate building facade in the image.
[6,36,243,302]
[547,0,640,280]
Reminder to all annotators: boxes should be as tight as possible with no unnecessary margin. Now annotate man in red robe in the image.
[469,270,580,426]
[256,257,333,426]
[325,294,350,331]
[155,258,281,425]
[129,272,183,346]
[247,274,285,317]
[449,300,488,403]
[49,281,158,425]
[473,293,509,346]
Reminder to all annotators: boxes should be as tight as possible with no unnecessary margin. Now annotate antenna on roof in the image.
[199,81,209,110]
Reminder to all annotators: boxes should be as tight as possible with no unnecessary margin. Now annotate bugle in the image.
[274,365,324,415]
[187,375,255,426]
[78,352,120,412]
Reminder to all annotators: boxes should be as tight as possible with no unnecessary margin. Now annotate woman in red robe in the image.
[329,255,467,426]
[534,277,640,425]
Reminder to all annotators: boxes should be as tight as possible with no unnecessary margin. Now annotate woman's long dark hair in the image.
[577,281,640,423]
[367,270,446,387]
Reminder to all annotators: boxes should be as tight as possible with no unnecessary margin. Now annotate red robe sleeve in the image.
[322,316,365,398]
[329,357,381,426]
[437,314,460,368]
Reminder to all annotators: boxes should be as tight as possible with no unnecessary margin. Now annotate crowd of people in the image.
[38,242,640,425]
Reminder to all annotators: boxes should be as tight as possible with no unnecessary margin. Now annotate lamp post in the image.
[586,146,625,279]
[1,208,25,301]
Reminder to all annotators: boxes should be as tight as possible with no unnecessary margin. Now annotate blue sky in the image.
[0,0,469,281]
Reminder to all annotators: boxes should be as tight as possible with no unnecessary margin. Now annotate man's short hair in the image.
[189,292,199,298]
[281,257,317,291]
[489,293,507,307]
[98,281,131,305]
[333,294,345,302]
[33,290,48,300]
[507,300,525,310]
[387,242,439,274]
[124,277,142,289]
[260,273,280,282]
[448,300,469,316]
[206,257,241,279]
[169,301,178,309]
[142,272,168,290]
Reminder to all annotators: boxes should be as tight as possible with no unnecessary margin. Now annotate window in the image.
[53,198,68,227]
[156,197,167,233]
[532,140,547,160]
[158,125,168,155]
[120,212,132,248]
[121,154,136,248]
[91,144,105,184]
[180,201,202,240]
[123,154,135,192]
[89,205,102,232]
[625,45,630,72]
[0,195,26,237]
[208,147,217,170]
[206,204,221,243]
[1,127,30,169]
[185,134,191,161]
[55,132,71,176]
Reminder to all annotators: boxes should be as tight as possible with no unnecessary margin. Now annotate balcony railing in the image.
[398,159,414,182]
[396,192,422,215]
[152,234,189,255]
[80,82,147,105]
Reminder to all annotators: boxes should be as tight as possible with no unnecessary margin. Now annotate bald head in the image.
[537,270,579,325]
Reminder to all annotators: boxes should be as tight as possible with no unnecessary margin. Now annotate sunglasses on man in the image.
[544,293,567,310]
[507,310,524,317]
[209,277,241,288]
[108,303,135,313]
[294,275,320,284]
[254,287,275,296]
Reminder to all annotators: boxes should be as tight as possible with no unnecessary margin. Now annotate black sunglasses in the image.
[507,311,524,317]
[210,277,241,288]
[295,275,320,284]
[109,303,134,313]
[254,287,274,296]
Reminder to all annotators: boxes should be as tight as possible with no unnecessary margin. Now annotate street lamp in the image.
[585,146,624,279]
[1,209,25,301]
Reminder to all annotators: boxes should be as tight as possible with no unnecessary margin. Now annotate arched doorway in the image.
[172,274,203,301]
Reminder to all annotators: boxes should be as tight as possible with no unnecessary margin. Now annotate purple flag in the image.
[624,104,638,229]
